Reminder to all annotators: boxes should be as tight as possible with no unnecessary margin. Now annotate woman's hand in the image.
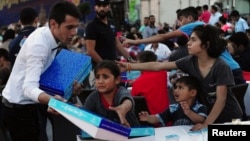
[115,61,128,73]
[190,122,208,131]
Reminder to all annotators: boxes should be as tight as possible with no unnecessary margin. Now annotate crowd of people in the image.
[0,0,250,141]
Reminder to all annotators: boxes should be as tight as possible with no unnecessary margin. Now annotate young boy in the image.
[83,60,140,127]
[138,76,207,126]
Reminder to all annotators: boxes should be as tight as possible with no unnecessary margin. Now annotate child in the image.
[83,60,140,127]
[139,76,207,126]
[117,25,243,130]
[131,51,169,116]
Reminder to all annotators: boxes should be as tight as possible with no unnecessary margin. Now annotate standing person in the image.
[200,4,211,24]
[83,60,140,127]
[1,1,82,141]
[208,5,222,26]
[139,76,207,126]
[138,16,149,34]
[8,7,38,67]
[117,25,243,130]
[142,15,158,39]
[85,0,132,88]
[230,10,249,33]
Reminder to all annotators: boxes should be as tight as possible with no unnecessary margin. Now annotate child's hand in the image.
[138,111,149,121]
[72,80,84,96]
[180,101,191,115]
[109,106,130,128]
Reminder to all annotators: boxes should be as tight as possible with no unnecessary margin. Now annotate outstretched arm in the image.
[122,30,183,46]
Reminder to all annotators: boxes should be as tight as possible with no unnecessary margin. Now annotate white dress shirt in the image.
[2,26,59,104]
[208,12,222,26]
[144,43,172,61]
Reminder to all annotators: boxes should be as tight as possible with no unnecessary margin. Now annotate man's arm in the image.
[115,37,131,61]
[123,30,184,46]
[86,39,102,64]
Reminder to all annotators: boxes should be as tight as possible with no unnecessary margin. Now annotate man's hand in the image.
[122,39,137,47]
[47,95,67,115]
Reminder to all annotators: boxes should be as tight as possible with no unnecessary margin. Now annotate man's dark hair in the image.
[49,1,82,26]
[202,5,208,10]
[138,51,157,63]
[211,5,218,11]
[178,6,198,21]
[20,7,38,25]
[230,10,240,17]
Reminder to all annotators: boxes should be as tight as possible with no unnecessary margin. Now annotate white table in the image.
[155,125,207,141]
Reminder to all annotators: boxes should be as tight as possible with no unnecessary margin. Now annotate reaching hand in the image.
[115,60,128,73]
[138,111,149,121]
[122,39,137,47]
[109,105,131,127]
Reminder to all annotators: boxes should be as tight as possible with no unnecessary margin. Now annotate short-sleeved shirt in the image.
[85,17,117,67]
[175,56,243,123]
[157,101,207,126]
[178,21,204,37]
[83,86,140,127]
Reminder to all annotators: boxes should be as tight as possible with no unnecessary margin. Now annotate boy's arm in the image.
[181,101,206,123]
[122,30,184,46]
[139,111,160,124]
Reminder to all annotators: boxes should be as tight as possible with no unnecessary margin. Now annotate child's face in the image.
[95,68,120,94]
[178,16,193,26]
[187,32,204,55]
[173,82,196,102]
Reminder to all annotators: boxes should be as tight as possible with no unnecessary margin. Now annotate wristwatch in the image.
[126,56,132,62]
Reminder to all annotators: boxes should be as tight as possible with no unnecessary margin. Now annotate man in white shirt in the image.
[208,5,222,26]
[1,1,81,141]
[230,10,249,33]
[144,34,172,62]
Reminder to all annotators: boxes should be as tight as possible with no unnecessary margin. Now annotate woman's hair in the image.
[94,60,120,78]
[192,25,226,58]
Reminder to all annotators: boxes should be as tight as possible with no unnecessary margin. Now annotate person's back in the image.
[8,7,38,67]
[131,51,169,116]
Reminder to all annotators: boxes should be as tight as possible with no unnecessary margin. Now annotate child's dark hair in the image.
[94,60,120,78]
[175,76,206,104]
[178,6,198,21]
[137,51,157,63]
[176,76,200,90]
[192,25,226,58]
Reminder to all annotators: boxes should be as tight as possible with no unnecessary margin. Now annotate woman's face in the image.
[187,32,203,55]
[95,68,120,94]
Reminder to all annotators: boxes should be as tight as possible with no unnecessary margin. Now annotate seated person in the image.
[138,76,207,126]
[82,60,140,127]
[144,33,172,62]
[227,32,250,72]
[131,51,169,116]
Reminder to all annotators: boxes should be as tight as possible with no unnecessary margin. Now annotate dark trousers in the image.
[2,103,40,141]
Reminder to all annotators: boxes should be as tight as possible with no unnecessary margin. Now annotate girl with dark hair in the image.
[117,25,242,130]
